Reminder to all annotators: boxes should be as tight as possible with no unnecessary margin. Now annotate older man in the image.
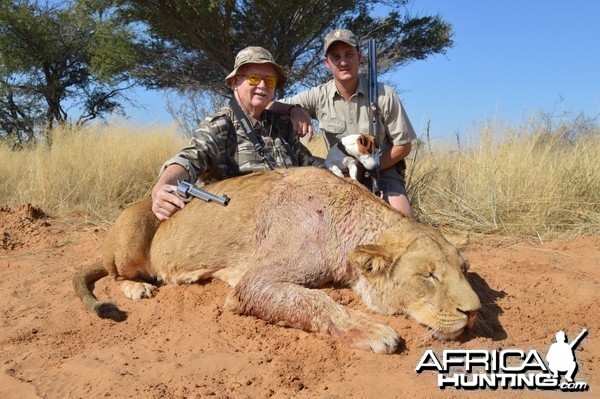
[152,46,318,221]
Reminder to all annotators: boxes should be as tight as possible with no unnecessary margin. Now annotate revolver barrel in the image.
[176,181,230,206]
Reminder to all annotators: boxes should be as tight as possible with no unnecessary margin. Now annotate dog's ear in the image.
[357,134,368,151]
[357,134,375,154]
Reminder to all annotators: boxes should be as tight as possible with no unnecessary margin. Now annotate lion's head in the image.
[349,225,480,340]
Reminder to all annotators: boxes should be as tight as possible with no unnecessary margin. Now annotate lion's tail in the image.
[73,261,126,321]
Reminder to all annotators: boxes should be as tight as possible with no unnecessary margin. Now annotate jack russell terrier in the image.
[324,134,378,180]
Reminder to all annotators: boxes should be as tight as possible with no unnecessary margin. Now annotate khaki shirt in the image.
[161,105,317,184]
[283,75,416,151]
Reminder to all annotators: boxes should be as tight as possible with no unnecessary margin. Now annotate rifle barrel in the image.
[368,39,378,105]
[569,328,588,349]
[367,38,381,195]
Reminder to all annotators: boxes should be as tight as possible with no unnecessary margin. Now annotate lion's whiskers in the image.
[416,325,437,346]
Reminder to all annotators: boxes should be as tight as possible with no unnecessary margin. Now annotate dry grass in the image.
[0,121,187,220]
[407,120,600,239]
[1,115,598,238]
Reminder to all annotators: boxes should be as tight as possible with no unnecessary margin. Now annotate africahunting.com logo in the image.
[416,329,589,392]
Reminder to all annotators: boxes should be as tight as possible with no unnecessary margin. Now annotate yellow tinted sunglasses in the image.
[238,73,278,89]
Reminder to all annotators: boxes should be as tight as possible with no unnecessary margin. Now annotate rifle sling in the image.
[229,97,275,170]
[334,141,353,158]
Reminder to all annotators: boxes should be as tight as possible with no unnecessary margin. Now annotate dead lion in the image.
[73,167,480,353]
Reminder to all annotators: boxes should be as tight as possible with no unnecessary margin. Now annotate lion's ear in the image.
[349,244,392,275]
[442,230,470,249]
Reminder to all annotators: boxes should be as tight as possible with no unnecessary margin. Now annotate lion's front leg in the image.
[232,277,400,354]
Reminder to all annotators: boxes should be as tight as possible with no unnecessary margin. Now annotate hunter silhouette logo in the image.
[416,328,589,391]
[546,329,587,383]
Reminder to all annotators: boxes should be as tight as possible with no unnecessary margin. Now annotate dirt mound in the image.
[0,210,597,398]
[0,204,57,252]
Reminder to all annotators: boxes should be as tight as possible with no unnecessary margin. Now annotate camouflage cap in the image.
[225,46,286,88]
[324,29,358,54]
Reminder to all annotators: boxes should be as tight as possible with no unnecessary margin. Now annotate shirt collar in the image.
[356,75,368,96]
[328,75,368,99]
[248,110,271,128]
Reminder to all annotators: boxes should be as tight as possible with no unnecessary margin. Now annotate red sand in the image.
[0,204,597,398]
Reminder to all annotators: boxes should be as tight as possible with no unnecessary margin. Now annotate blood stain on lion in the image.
[73,167,480,353]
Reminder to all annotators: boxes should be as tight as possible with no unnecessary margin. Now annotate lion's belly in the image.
[146,202,257,287]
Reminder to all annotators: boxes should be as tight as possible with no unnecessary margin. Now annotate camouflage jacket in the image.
[161,105,320,184]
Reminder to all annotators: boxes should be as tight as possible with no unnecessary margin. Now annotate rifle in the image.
[176,181,230,206]
[367,38,381,196]
[569,328,588,349]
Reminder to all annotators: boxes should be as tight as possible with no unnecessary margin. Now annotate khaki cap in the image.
[225,46,286,88]
[324,29,358,54]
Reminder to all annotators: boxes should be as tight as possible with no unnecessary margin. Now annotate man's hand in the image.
[151,164,189,221]
[151,183,186,221]
[290,106,314,141]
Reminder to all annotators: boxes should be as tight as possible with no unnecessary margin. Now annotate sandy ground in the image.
[0,203,598,399]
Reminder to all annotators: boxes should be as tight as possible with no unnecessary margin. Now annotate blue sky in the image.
[127,1,600,142]
[396,0,600,142]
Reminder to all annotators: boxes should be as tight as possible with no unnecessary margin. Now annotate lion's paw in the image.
[119,280,157,300]
[347,323,400,354]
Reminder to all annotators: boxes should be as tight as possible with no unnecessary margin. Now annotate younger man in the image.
[274,29,416,217]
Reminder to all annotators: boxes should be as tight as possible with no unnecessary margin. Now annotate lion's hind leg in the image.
[233,275,400,354]
[118,278,157,300]
[109,241,158,301]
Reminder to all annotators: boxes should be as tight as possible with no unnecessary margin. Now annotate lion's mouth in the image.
[432,329,464,341]
[425,310,478,341]
[466,310,478,329]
